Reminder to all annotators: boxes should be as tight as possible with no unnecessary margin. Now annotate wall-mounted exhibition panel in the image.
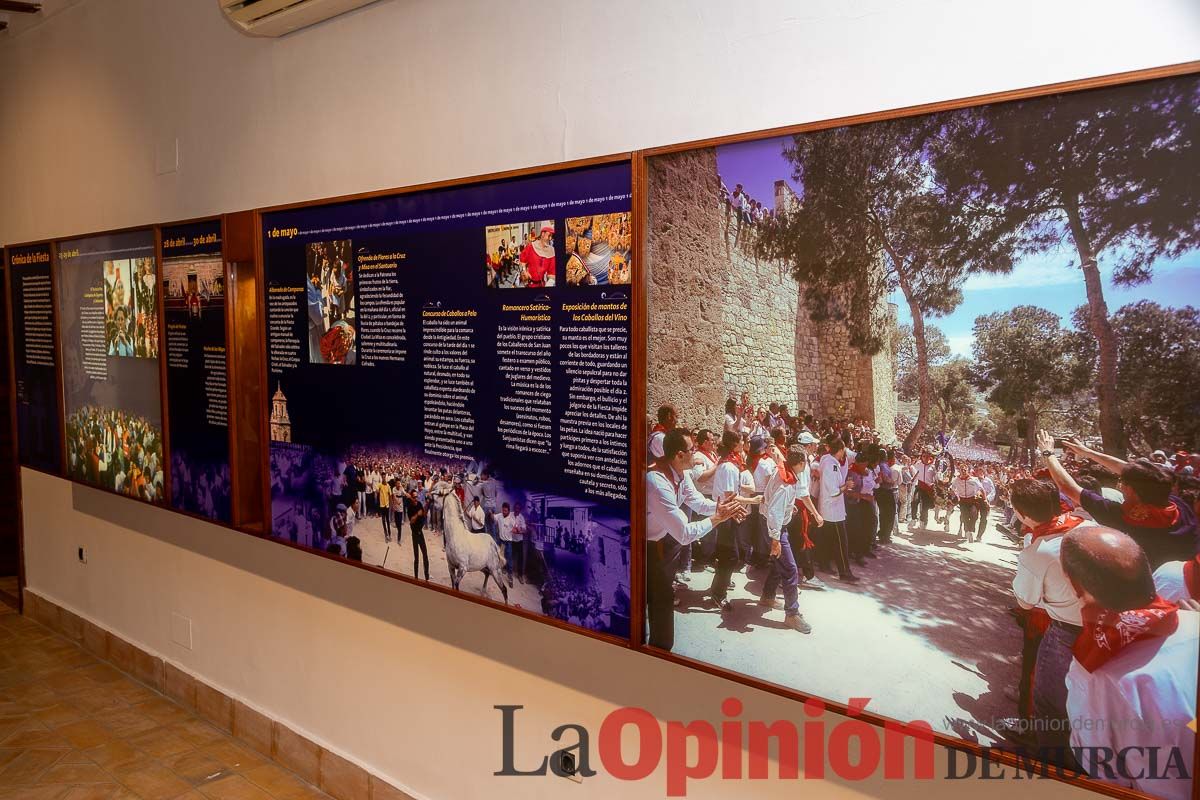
[56,229,165,504]
[640,67,1199,800]
[5,242,63,475]
[161,219,233,523]
[261,158,635,640]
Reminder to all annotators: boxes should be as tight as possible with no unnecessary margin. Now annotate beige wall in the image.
[4,1,1199,798]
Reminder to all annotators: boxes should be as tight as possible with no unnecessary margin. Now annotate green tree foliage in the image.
[756,116,1020,451]
[935,74,1200,453]
[971,306,1093,455]
[1111,301,1200,450]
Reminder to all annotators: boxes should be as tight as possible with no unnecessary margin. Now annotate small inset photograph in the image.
[103,259,137,357]
[164,258,224,319]
[126,257,160,359]
[485,220,556,289]
[565,212,632,286]
[306,240,356,365]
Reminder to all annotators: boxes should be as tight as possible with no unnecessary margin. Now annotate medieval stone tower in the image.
[645,147,896,434]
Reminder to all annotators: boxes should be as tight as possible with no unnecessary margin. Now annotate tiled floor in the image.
[0,602,332,799]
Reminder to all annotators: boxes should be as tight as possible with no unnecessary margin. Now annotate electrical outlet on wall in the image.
[170,612,192,650]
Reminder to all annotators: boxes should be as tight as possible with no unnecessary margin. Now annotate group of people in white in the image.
[646,395,1198,799]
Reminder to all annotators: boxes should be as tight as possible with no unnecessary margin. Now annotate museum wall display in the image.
[56,229,166,505]
[259,159,635,638]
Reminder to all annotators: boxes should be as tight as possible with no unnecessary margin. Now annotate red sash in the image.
[747,454,764,477]
[1122,501,1181,530]
[1028,512,1085,543]
[1073,597,1179,672]
[719,452,745,470]
[1183,555,1199,601]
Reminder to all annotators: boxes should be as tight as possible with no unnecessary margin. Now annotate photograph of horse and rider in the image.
[644,73,1198,800]
[269,438,632,637]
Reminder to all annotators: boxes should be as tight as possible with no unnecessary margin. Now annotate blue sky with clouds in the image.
[715,136,1200,357]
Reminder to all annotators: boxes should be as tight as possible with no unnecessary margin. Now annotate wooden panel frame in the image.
[633,60,1200,800]
[51,223,169,512]
[157,212,263,535]
[252,152,640,649]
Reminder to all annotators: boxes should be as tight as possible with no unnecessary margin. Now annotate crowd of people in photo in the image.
[104,258,159,359]
[165,266,224,320]
[647,394,1198,798]
[271,444,628,629]
[169,453,231,520]
[486,223,556,289]
[66,406,164,503]
[306,240,356,364]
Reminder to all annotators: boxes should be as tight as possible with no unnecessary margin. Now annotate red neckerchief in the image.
[649,460,680,494]
[720,452,745,469]
[1073,596,1179,673]
[1122,500,1181,529]
[747,454,765,475]
[848,462,868,476]
[1021,608,1052,641]
[778,461,797,485]
[1028,512,1085,542]
[650,423,667,435]
[696,444,717,464]
[775,441,788,457]
[1184,555,1200,601]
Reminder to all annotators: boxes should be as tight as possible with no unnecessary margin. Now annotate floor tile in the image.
[2,605,331,800]
[37,761,114,784]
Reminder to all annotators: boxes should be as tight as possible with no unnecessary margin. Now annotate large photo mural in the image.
[644,75,1199,800]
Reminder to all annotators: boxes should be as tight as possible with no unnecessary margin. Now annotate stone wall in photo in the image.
[646,147,896,436]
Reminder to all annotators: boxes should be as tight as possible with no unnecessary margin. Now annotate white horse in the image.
[435,486,508,603]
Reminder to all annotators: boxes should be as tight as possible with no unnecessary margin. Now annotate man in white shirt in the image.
[1008,479,1092,753]
[511,503,529,584]
[709,431,750,608]
[746,436,777,569]
[951,467,983,541]
[497,502,521,587]
[647,404,677,461]
[910,449,938,530]
[645,428,742,650]
[816,436,856,582]
[1153,555,1200,605]
[466,497,486,533]
[977,467,996,538]
[788,432,826,590]
[1061,527,1197,800]
[898,455,916,524]
[676,429,720,582]
[758,450,814,633]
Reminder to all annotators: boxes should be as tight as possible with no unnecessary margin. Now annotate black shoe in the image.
[838,573,860,583]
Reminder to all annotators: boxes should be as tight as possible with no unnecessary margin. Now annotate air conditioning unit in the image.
[219,0,381,38]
